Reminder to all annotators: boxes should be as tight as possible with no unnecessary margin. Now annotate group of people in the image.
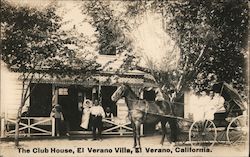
[192,91,226,121]
[82,99,106,140]
[50,99,107,141]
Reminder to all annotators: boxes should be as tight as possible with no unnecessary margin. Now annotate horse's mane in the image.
[123,83,140,99]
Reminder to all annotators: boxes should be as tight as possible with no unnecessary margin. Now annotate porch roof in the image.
[27,70,157,87]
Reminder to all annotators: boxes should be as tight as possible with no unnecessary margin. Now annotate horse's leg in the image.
[160,120,167,145]
[169,118,178,143]
[135,121,141,148]
[131,121,137,148]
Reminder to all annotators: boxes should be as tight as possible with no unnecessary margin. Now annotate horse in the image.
[111,83,178,148]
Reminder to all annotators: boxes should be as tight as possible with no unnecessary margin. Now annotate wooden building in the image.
[0,54,157,137]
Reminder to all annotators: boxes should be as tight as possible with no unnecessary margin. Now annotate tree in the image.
[125,0,248,102]
[1,0,100,146]
[82,0,140,72]
[83,0,132,55]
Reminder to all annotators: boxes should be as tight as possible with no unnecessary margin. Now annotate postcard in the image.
[0,0,248,157]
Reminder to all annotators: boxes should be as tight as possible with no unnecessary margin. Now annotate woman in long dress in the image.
[80,99,92,129]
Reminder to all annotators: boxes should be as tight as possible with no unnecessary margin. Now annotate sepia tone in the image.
[0,0,249,157]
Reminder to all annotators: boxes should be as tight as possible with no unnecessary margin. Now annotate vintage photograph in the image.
[0,0,249,157]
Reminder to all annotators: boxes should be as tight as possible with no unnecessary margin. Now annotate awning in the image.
[213,82,246,111]
[21,71,156,87]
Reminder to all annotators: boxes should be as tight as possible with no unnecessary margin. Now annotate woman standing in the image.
[80,99,92,130]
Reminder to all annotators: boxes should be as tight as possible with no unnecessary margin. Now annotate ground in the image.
[0,135,248,157]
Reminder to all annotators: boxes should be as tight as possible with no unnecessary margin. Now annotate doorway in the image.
[58,86,80,131]
[101,86,117,116]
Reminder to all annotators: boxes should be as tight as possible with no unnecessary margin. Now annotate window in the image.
[59,88,68,95]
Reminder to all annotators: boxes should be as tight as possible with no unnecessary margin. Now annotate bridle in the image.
[111,85,125,102]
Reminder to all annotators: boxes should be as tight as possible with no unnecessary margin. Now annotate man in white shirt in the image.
[194,91,209,121]
[206,91,226,120]
[90,100,105,140]
[212,93,225,112]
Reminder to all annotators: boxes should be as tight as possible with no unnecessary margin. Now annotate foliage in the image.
[125,0,248,101]
[82,0,133,55]
[1,1,99,76]
[82,0,141,72]
[1,0,100,145]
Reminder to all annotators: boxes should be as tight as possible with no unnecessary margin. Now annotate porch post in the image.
[51,85,58,137]
[140,88,144,99]
[52,84,58,105]
[98,84,102,105]
[28,118,31,137]
[83,92,86,102]
[92,87,96,102]
[1,118,5,138]
[51,118,55,136]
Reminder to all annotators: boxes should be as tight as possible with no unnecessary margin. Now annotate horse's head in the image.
[111,84,127,102]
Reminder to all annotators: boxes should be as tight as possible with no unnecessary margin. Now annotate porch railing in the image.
[102,118,143,136]
[1,117,55,138]
[1,117,143,137]
[69,118,143,136]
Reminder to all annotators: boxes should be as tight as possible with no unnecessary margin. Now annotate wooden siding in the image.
[0,61,29,119]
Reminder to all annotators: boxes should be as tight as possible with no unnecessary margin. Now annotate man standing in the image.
[90,100,105,140]
[50,104,64,137]
[50,104,70,137]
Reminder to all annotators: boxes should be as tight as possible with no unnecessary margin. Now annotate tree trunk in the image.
[14,102,24,146]
[14,120,20,146]
[14,74,44,146]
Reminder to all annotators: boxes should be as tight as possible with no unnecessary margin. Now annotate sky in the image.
[7,0,180,69]
[7,0,52,9]
[130,12,179,68]
[56,1,179,68]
